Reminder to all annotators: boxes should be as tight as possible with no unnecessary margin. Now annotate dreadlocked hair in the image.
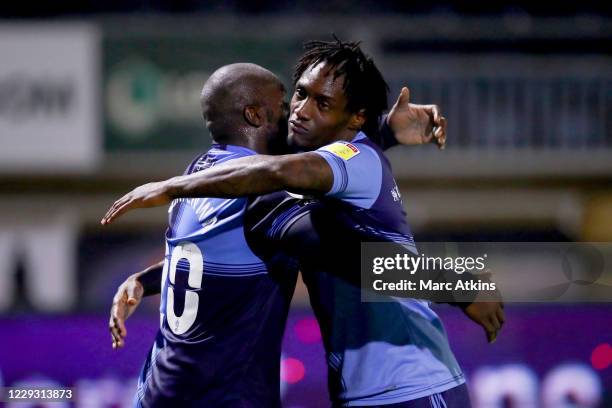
[293,36,389,136]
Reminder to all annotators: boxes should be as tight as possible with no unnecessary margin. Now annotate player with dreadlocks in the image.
[288,37,390,149]
[103,38,497,407]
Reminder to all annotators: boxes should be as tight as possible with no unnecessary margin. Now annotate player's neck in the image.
[332,128,359,143]
[210,132,269,155]
[245,134,270,154]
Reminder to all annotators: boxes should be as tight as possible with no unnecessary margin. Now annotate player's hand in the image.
[109,276,144,349]
[461,301,505,343]
[387,87,447,149]
[101,181,172,225]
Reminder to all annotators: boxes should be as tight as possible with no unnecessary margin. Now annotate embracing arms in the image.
[101,87,446,225]
[101,152,333,224]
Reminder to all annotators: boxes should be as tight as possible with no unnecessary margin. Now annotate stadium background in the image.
[0,1,611,406]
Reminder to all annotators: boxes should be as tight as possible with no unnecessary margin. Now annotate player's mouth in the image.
[289,120,309,135]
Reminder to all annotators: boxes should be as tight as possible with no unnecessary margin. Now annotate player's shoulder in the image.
[181,151,207,175]
[186,145,249,175]
[317,133,381,165]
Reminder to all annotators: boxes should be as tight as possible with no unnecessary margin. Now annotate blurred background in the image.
[0,1,611,407]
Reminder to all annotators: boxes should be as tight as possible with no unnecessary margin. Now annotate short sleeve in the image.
[314,141,383,209]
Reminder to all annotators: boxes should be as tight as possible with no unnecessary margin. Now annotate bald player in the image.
[123,63,297,407]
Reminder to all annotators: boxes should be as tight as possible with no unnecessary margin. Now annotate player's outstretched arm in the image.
[101,153,333,224]
[109,260,164,349]
[380,87,447,149]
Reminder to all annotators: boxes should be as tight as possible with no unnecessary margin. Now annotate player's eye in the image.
[318,100,330,110]
[295,87,306,99]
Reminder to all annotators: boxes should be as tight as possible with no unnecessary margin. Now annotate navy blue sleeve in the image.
[361,115,399,151]
[370,114,399,150]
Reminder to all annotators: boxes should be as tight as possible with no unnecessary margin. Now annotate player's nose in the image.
[292,98,311,121]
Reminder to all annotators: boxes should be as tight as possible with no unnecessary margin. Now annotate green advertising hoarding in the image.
[104,34,298,151]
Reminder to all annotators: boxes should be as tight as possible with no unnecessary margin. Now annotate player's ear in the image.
[244,105,263,127]
[347,109,366,131]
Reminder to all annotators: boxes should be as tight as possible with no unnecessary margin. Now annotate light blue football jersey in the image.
[306,132,465,406]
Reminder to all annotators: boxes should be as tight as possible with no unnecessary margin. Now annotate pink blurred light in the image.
[590,343,612,371]
[280,357,306,384]
[294,317,321,344]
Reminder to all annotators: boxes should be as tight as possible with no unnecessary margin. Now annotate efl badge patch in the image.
[320,142,360,160]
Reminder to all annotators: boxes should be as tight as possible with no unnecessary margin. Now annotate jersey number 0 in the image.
[166,241,203,335]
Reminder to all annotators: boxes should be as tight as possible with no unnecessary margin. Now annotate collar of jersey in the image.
[211,143,258,156]
[351,131,367,143]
